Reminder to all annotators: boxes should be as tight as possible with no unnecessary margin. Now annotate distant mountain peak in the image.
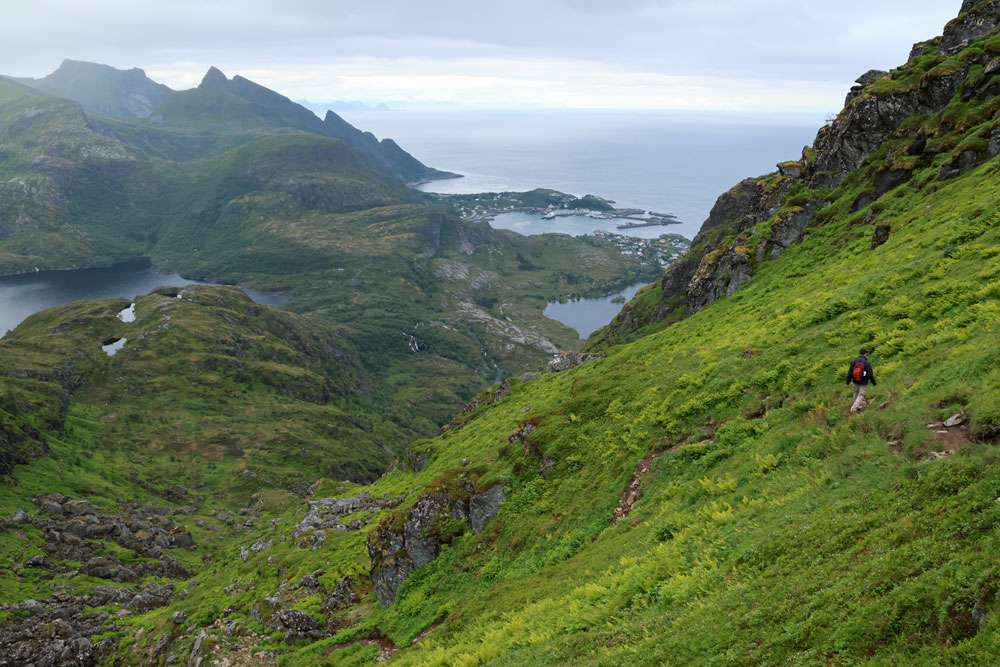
[200,66,228,87]
[19,59,171,119]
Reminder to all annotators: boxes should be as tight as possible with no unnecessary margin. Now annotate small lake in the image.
[0,258,288,336]
[489,212,676,240]
[544,282,647,340]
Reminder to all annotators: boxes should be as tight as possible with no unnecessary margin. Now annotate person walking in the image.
[846,348,876,413]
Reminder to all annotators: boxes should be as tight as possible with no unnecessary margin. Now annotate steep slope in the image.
[21,8,1000,662]
[18,59,171,118]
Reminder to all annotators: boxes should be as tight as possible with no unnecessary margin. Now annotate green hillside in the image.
[0,66,662,449]
[6,4,1000,666]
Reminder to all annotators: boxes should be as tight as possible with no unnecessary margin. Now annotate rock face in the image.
[368,483,507,607]
[941,2,1000,54]
[470,485,507,534]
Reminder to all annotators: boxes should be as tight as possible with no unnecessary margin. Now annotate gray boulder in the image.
[470,485,507,534]
[403,492,449,567]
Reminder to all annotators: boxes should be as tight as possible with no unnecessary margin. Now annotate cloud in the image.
[1,0,959,110]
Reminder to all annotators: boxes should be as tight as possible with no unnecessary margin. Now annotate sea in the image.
[342,109,823,242]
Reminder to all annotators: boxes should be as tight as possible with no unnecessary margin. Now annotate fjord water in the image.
[543,282,646,339]
[342,109,823,241]
[0,259,288,336]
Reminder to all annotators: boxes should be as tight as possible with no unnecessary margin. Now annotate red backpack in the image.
[852,361,866,382]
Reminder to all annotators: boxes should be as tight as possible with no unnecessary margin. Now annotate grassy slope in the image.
[0,285,404,483]
[305,133,1000,665]
[99,23,1000,665]
[67,141,998,664]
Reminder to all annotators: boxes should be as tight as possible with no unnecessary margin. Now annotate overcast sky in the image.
[3,0,959,111]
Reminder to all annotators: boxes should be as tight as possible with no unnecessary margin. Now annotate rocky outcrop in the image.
[3,495,196,586]
[546,351,599,373]
[941,2,1000,54]
[368,483,506,607]
[290,492,402,547]
[845,70,889,105]
[871,224,892,249]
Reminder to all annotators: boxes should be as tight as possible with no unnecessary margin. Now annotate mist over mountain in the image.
[15,59,171,118]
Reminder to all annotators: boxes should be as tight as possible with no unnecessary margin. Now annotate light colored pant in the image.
[851,383,868,413]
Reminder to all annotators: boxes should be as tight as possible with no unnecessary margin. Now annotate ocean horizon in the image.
[342,108,825,241]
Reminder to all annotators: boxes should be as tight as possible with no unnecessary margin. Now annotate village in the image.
[592,230,690,268]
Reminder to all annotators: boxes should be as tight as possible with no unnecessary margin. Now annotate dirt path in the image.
[611,451,666,526]
[324,621,442,662]
[922,415,971,460]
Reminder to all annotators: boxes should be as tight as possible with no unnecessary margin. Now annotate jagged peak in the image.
[200,66,228,87]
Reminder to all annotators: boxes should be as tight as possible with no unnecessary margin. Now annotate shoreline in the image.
[407,171,464,188]
[616,218,683,230]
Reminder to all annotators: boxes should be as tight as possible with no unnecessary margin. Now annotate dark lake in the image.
[544,282,647,340]
[0,258,288,336]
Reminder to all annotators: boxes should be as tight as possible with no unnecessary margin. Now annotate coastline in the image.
[407,170,463,188]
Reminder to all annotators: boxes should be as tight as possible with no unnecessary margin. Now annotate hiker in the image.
[846,348,876,413]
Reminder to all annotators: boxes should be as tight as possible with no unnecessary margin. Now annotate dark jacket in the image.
[846,356,876,386]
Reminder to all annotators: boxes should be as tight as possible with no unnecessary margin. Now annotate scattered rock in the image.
[172,610,188,624]
[22,555,46,568]
[298,569,326,590]
[128,583,175,612]
[944,412,965,428]
[321,578,358,613]
[7,509,32,524]
[154,633,172,655]
[188,629,209,667]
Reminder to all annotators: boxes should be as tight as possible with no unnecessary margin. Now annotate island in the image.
[428,188,683,228]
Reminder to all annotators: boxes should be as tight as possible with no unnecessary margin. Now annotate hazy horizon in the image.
[5,1,958,113]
